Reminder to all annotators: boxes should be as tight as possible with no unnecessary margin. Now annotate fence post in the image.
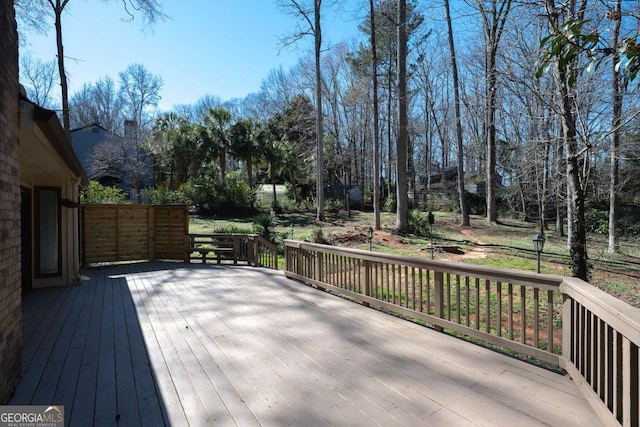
[148,206,155,262]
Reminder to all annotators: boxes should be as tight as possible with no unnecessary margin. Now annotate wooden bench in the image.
[189,234,237,264]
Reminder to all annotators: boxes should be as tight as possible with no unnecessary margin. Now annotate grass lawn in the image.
[190,209,640,308]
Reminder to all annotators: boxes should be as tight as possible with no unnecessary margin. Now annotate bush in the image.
[383,194,397,212]
[408,210,429,236]
[254,213,277,243]
[143,186,184,205]
[81,180,130,204]
[585,208,608,235]
[179,177,256,215]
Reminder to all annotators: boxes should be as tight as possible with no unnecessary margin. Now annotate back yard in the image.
[190,210,640,308]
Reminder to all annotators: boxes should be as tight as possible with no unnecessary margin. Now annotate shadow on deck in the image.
[11,262,600,426]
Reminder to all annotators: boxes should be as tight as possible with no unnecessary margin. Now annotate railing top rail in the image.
[562,277,640,344]
[250,235,278,252]
[285,240,564,290]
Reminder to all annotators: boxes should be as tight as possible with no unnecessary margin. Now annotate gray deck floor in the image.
[10,262,601,426]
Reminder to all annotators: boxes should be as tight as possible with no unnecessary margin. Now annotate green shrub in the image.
[254,213,277,242]
[585,208,608,235]
[143,186,184,205]
[383,194,397,212]
[81,180,130,204]
[408,210,429,236]
[179,177,256,215]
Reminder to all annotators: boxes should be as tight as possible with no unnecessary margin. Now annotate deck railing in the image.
[188,234,278,269]
[284,240,639,427]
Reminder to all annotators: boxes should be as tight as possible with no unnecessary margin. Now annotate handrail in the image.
[284,240,639,427]
[187,233,278,269]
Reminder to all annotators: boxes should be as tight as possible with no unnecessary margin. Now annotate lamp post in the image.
[367,227,374,251]
[532,233,545,273]
[290,223,294,239]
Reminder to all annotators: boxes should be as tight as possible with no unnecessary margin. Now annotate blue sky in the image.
[20,0,362,111]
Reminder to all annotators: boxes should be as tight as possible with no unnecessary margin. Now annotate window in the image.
[35,187,61,277]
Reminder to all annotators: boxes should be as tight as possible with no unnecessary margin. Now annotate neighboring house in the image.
[330,184,364,208]
[70,121,154,201]
[19,93,87,291]
[70,122,117,184]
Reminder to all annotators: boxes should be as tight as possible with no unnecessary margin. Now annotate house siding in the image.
[0,1,22,403]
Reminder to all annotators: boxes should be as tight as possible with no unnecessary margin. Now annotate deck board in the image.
[11,262,601,426]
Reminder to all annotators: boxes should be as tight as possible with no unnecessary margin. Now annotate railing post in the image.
[285,244,289,272]
[434,271,444,331]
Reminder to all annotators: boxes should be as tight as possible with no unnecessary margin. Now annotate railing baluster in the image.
[434,270,444,320]
[475,278,480,330]
[465,276,470,327]
[507,282,512,340]
[446,273,452,321]
[497,281,502,338]
[547,290,554,354]
[485,280,491,334]
[411,267,416,311]
[404,265,409,308]
[456,275,461,325]
[418,268,423,313]
[534,288,539,348]
[426,269,432,314]
[521,286,526,345]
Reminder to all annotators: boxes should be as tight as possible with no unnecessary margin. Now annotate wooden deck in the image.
[11,262,601,426]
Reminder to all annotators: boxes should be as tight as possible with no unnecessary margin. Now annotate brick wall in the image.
[0,1,22,404]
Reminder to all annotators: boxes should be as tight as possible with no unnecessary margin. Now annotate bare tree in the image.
[277,0,328,221]
[30,0,164,142]
[370,0,382,230]
[15,0,50,39]
[471,0,512,224]
[69,76,125,132]
[444,0,470,226]
[543,0,590,280]
[19,52,59,109]
[118,63,163,130]
[608,0,622,253]
[396,0,409,231]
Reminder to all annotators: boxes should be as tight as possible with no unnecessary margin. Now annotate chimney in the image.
[124,119,138,142]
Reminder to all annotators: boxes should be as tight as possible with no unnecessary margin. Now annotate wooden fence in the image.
[82,204,189,264]
[284,240,639,427]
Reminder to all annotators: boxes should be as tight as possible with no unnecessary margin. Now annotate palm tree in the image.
[255,121,285,205]
[203,108,232,179]
[229,118,257,187]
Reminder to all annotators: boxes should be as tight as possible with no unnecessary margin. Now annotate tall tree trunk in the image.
[314,0,325,221]
[247,152,253,188]
[387,70,393,198]
[554,137,564,237]
[608,0,622,254]
[370,0,381,230]
[219,150,226,179]
[545,0,589,280]
[476,0,511,224]
[444,0,469,226]
[396,0,409,232]
[53,0,71,141]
